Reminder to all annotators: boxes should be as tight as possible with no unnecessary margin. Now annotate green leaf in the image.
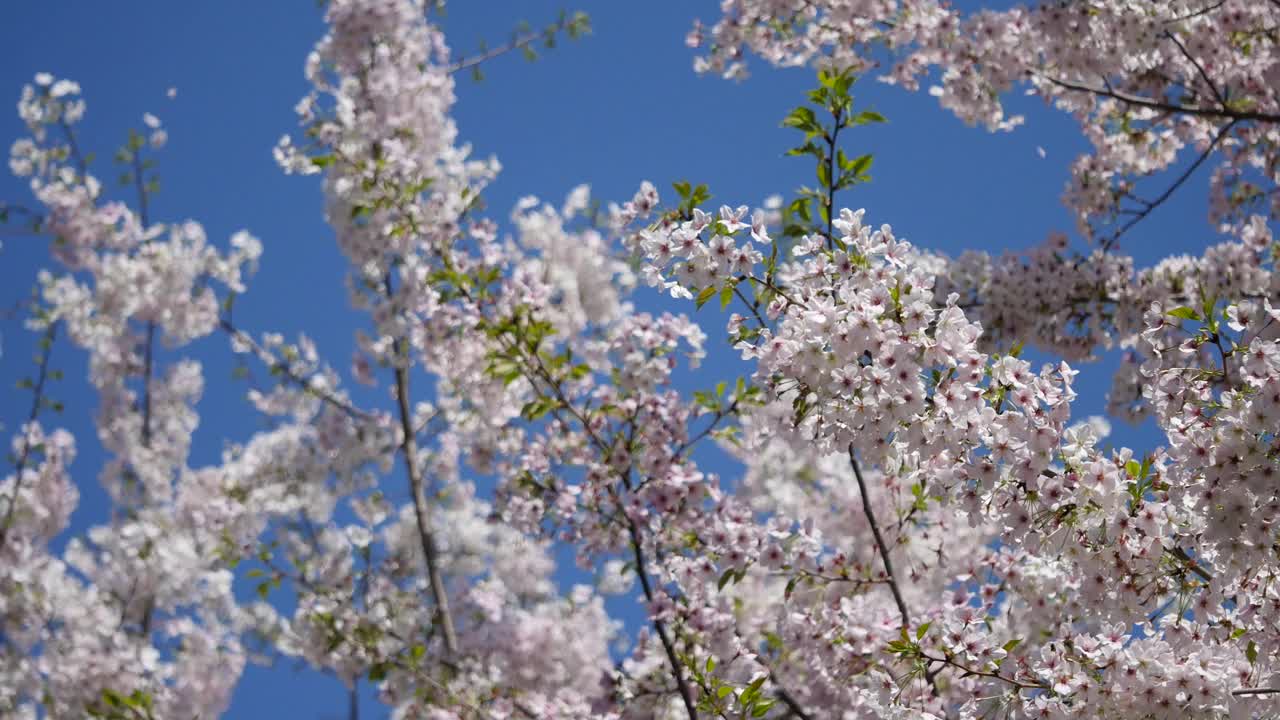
[719,283,734,311]
[696,285,718,309]
[916,622,931,640]
[781,106,819,133]
[785,141,823,159]
[847,153,873,177]
[368,662,388,681]
[310,154,335,168]
[784,575,799,600]
[852,110,887,125]
[1247,639,1258,664]
[718,567,737,590]
[1166,306,1201,322]
[520,397,559,420]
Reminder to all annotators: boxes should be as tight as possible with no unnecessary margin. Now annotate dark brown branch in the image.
[919,651,1045,692]
[776,687,812,720]
[1042,75,1280,124]
[621,497,698,720]
[848,443,910,628]
[1099,119,1235,251]
[1162,31,1227,108]
[1168,545,1214,583]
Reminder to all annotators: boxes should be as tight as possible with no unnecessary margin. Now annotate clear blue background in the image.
[1,2,1216,717]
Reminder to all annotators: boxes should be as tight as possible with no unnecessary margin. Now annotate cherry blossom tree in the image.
[3,0,1279,719]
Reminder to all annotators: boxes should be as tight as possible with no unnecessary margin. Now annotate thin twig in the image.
[823,107,843,251]
[218,318,378,421]
[57,117,89,176]
[919,651,1045,692]
[446,14,583,75]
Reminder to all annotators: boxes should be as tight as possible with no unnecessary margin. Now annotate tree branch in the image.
[0,322,58,550]
[446,13,587,75]
[1162,30,1227,108]
[1099,119,1235,251]
[1167,545,1214,583]
[1041,75,1280,124]
[218,318,378,421]
[385,275,459,657]
[848,443,910,628]
[619,491,698,720]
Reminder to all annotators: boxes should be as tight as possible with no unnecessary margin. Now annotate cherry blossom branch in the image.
[732,285,770,330]
[749,648,813,720]
[1234,687,1280,696]
[218,318,378,421]
[446,12,589,75]
[918,651,1045,692]
[1164,1,1227,24]
[393,360,459,656]
[1162,30,1227,108]
[385,276,459,657]
[674,396,741,457]
[776,688,812,720]
[135,147,157,451]
[57,116,89,176]
[616,487,698,720]
[0,202,43,233]
[848,443,910,628]
[1167,545,1214,583]
[1098,119,1236,251]
[1041,75,1280,124]
[0,322,57,550]
[492,309,698,718]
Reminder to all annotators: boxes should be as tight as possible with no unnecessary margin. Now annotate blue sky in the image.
[0,2,1221,717]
